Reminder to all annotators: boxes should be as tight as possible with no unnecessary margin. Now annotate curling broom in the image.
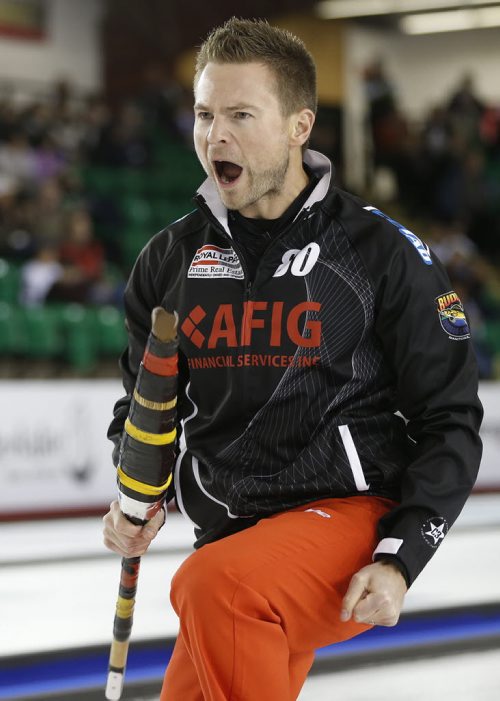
[105,307,178,701]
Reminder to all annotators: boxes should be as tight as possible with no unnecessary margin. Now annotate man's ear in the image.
[289,109,315,147]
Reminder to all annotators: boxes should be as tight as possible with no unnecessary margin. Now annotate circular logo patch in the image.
[421,516,448,549]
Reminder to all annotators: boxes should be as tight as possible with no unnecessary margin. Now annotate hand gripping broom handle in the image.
[105,308,179,701]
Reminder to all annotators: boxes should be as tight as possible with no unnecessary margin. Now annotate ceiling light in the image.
[315,0,500,20]
[401,6,500,33]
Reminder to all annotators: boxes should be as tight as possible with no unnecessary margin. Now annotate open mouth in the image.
[213,160,243,186]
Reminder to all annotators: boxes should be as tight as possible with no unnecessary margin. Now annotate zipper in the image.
[244,279,252,301]
[195,195,252,288]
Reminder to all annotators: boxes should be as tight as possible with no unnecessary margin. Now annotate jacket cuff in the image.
[372,537,411,587]
[372,535,431,587]
[373,553,410,588]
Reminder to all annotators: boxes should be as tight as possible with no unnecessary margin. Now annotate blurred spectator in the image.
[21,101,54,147]
[19,241,63,306]
[363,59,404,166]
[78,94,112,161]
[447,73,485,123]
[59,208,105,281]
[362,58,416,209]
[33,177,67,245]
[0,131,37,189]
[359,63,500,269]
[91,101,151,167]
[173,87,196,147]
[0,189,37,260]
[480,106,500,156]
[453,281,493,380]
[0,100,17,142]
[52,78,74,117]
[363,59,397,141]
[34,133,66,182]
[427,220,477,267]
[19,234,99,308]
[422,107,452,159]
[138,63,183,139]
[45,264,95,305]
[58,207,124,305]
[50,108,87,161]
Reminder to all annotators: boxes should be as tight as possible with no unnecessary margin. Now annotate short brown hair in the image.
[195,17,317,116]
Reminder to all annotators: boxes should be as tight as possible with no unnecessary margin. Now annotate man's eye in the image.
[234,112,251,120]
[197,112,212,120]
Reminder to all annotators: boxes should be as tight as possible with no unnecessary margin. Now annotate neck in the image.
[239,160,309,220]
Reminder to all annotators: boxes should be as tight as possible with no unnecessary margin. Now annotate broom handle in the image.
[105,308,178,700]
[105,554,142,700]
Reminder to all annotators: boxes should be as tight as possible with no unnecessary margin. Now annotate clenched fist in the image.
[103,499,166,558]
[340,560,408,627]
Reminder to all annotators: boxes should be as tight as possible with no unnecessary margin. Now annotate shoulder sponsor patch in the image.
[363,205,432,265]
[435,291,470,340]
[188,244,244,279]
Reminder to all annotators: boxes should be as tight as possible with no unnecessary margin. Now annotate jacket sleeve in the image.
[369,225,483,586]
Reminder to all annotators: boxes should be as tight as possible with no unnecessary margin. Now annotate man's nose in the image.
[207,116,229,144]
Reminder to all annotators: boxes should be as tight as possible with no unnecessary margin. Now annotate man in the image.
[103,18,483,700]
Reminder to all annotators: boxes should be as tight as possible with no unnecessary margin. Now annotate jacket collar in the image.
[196,149,333,236]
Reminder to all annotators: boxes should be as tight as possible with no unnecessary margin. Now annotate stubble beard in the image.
[220,150,290,213]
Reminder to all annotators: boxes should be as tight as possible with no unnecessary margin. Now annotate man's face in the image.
[193,62,293,217]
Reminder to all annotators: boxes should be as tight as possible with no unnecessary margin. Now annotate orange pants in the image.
[160,496,395,701]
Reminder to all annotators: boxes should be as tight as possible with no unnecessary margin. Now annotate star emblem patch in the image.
[421,516,448,549]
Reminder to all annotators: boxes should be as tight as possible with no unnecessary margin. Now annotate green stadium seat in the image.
[58,303,97,372]
[18,306,63,359]
[121,197,153,226]
[153,165,203,197]
[94,305,127,355]
[0,303,24,354]
[82,167,121,196]
[151,198,193,229]
[119,169,148,194]
[122,227,152,269]
[0,259,21,304]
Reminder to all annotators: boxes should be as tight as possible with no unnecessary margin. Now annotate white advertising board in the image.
[0,380,122,516]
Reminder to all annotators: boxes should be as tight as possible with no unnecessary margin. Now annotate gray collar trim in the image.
[196,149,333,234]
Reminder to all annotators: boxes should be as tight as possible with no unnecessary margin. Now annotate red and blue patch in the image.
[435,291,470,340]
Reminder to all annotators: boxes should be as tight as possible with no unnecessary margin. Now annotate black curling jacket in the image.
[108,150,483,586]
